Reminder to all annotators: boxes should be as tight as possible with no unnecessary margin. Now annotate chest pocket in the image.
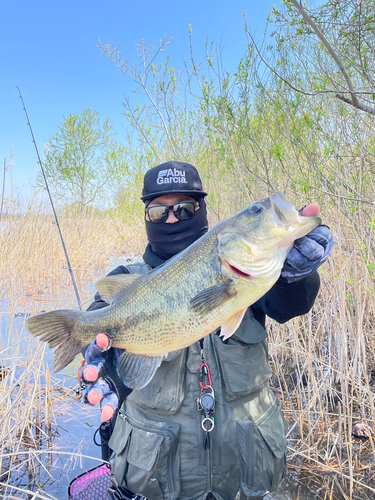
[213,308,271,401]
[237,400,287,496]
[127,349,187,414]
[109,411,181,500]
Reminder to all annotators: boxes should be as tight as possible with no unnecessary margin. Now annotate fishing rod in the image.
[17,87,82,310]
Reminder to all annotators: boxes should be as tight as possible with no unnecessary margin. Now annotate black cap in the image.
[141,161,207,202]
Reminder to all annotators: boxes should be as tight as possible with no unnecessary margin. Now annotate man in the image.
[82,161,334,500]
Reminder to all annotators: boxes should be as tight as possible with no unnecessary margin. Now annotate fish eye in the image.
[249,204,262,215]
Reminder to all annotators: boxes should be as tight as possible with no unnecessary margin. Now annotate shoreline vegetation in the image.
[0,214,148,499]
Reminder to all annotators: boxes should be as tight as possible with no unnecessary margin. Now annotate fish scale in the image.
[27,192,321,390]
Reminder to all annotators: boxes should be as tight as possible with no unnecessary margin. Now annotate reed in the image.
[0,209,147,309]
[0,203,146,498]
[268,203,375,499]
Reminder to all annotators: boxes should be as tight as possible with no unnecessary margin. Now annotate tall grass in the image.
[0,199,147,498]
[268,204,375,499]
[0,208,147,310]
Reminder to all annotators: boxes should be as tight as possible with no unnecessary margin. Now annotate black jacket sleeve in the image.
[252,272,320,326]
[86,265,131,311]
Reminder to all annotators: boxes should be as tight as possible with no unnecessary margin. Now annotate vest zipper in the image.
[199,338,213,494]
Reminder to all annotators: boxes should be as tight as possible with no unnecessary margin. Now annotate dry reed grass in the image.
[0,212,147,310]
[0,211,147,498]
[268,202,375,499]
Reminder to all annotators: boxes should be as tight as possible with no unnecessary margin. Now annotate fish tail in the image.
[26,310,83,373]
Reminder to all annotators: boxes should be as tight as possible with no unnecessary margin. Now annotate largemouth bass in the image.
[27,192,321,389]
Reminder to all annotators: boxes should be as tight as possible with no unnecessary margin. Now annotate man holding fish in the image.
[27,161,334,500]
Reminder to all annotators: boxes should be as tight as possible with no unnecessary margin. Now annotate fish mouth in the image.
[271,192,298,226]
[224,260,253,280]
[271,191,322,242]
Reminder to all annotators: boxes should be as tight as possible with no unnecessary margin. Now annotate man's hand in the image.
[81,334,119,422]
[281,204,334,283]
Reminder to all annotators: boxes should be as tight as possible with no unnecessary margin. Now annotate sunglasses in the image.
[146,201,200,224]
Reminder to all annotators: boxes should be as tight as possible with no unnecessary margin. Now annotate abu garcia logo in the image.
[157,168,188,185]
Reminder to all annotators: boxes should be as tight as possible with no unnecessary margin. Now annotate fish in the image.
[26,192,321,389]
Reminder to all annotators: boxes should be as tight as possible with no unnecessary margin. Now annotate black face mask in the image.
[143,198,208,267]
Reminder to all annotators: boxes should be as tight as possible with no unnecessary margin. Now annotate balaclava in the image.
[141,161,208,267]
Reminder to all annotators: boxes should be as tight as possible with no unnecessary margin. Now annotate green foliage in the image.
[269,0,375,115]
[359,242,375,279]
[43,109,128,211]
[45,0,371,271]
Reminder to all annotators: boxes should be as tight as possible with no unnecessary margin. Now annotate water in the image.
[0,286,106,499]
[265,478,318,500]
[2,387,103,499]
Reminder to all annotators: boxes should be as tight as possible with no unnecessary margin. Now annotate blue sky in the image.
[1,0,281,195]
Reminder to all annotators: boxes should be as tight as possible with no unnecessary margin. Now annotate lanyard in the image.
[198,340,215,441]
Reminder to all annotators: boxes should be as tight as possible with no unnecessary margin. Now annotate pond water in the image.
[0,281,321,500]
[0,301,103,498]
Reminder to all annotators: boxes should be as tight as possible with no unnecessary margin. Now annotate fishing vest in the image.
[108,262,287,500]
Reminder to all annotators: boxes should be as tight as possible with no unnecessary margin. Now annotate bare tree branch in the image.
[335,93,375,116]
[289,0,375,115]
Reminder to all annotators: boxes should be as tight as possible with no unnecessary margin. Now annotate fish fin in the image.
[26,310,83,373]
[220,308,247,340]
[190,282,236,314]
[117,352,163,389]
[95,274,142,304]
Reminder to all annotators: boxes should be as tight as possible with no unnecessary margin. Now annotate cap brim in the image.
[141,190,208,202]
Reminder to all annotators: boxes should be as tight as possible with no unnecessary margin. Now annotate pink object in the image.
[96,333,110,349]
[69,464,111,499]
[83,366,98,382]
[101,404,115,422]
[301,204,320,217]
[87,390,102,405]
